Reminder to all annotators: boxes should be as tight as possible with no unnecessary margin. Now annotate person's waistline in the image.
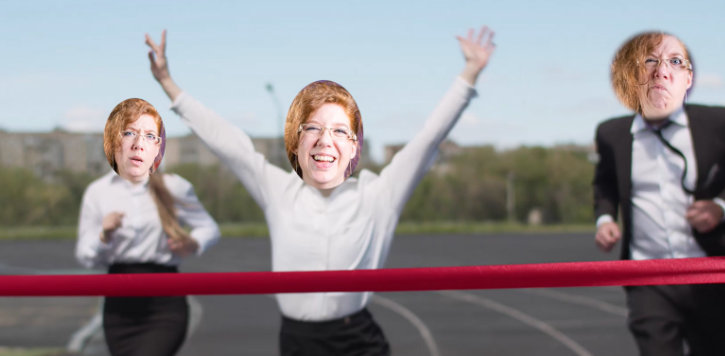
[282,308,370,328]
[108,262,179,274]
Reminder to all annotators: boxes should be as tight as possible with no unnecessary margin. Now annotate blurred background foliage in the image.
[0,144,595,231]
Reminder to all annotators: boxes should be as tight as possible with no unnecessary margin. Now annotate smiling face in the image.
[284,80,363,193]
[114,114,161,183]
[296,103,358,192]
[637,35,693,119]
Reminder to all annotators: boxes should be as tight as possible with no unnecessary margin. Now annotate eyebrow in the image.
[648,51,685,58]
[124,127,159,135]
[305,121,351,129]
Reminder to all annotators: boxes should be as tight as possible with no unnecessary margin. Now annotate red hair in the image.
[284,80,363,178]
[611,32,692,113]
[103,98,165,173]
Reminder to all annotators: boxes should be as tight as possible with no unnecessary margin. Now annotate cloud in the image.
[695,72,723,89]
[460,112,479,125]
[450,113,530,146]
[61,105,106,132]
[458,112,527,130]
[564,96,625,115]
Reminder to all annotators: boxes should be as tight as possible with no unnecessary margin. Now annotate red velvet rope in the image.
[2,257,725,296]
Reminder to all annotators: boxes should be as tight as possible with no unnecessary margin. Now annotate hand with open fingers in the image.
[595,221,621,252]
[457,25,496,83]
[100,211,124,243]
[686,199,724,233]
[145,30,171,83]
[456,26,496,85]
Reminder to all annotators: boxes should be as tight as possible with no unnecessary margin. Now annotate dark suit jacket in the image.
[593,104,725,259]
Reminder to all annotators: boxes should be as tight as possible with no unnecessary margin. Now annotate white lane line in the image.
[66,305,102,353]
[187,295,204,336]
[372,295,441,356]
[438,290,593,356]
[520,289,627,317]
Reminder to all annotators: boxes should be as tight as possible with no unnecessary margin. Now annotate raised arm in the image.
[146,30,182,101]
[376,26,495,213]
[144,30,288,209]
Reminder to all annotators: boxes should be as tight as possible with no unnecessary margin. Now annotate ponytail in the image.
[148,171,189,243]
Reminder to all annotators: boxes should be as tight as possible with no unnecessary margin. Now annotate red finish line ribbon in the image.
[2,257,725,297]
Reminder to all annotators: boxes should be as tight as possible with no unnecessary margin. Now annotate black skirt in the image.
[103,263,189,356]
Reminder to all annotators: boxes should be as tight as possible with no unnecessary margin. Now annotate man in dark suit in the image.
[593,32,725,356]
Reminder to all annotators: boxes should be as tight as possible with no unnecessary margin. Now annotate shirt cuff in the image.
[596,214,614,228]
[455,76,479,99]
[714,198,725,222]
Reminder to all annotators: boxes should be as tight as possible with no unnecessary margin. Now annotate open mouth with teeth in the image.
[313,154,336,163]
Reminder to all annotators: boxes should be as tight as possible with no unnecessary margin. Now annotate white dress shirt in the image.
[597,107,706,259]
[171,77,476,321]
[76,171,220,269]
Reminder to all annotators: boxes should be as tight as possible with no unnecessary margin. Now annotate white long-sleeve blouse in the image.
[171,77,476,321]
[76,171,220,269]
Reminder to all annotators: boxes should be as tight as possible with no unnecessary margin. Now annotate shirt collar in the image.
[109,170,150,189]
[630,106,688,134]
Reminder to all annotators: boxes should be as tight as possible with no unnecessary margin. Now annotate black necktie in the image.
[651,120,695,195]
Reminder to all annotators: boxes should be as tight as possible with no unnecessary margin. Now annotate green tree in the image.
[166,163,264,223]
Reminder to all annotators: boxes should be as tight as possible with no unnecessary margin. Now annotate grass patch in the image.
[219,222,269,237]
[395,221,594,235]
[0,221,594,240]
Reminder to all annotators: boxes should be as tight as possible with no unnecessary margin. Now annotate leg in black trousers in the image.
[625,284,725,356]
[626,285,687,356]
[686,284,725,356]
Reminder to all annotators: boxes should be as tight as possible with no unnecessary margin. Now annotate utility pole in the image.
[506,171,515,222]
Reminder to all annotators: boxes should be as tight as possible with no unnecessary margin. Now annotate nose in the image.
[130,135,146,150]
[315,127,334,146]
[653,60,670,80]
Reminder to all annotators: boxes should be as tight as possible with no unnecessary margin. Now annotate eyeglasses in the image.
[120,130,162,145]
[642,57,692,72]
[298,123,357,141]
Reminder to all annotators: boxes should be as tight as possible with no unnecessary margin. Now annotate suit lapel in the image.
[616,116,634,205]
[687,106,710,195]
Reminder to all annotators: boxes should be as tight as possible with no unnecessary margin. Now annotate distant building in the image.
[1,129,593,182]
[0,130,376,179]
[163,134,290,170]
[0,128,106,179]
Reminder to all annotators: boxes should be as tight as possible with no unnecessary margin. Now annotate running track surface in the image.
[0,233,637,356]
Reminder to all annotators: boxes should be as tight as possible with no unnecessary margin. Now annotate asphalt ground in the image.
[0,233,638,355]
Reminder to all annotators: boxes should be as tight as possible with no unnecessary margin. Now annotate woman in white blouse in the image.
[145,26,495,355]
[75,98,220,356]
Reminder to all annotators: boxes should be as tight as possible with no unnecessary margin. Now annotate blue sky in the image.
[1,0,723,162]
